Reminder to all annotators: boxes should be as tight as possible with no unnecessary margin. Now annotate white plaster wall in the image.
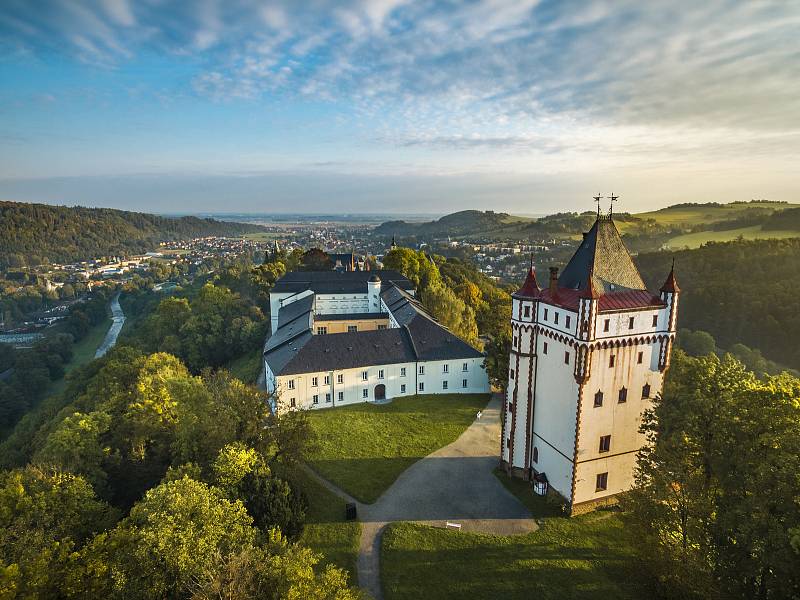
[314,293,369,315]
[572,343,661,504]
[594,307,667,340]
[537,302,578,337]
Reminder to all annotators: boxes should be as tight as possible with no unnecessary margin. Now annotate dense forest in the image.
[0,201,267,267]
[636,238,800,370]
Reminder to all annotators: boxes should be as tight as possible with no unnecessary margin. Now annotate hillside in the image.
[374,210,532,237]
[636,238,800,370]
[0,201,268,267]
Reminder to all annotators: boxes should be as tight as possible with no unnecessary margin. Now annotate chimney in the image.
[549,267,559,294]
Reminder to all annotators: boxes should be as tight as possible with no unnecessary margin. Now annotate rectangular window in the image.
[637,351,643,364]
[513,335,518,348]
[510,368,515,380]
[599,435,611,453]
[312,377,318,387]
[317,326,327,335]
[419,365,425,375]
[378,324,387,330]
[594,391,603,407]
[544,308,549,320]
[347,325,358,333]
[418,382,425,392]
[596,472,608,492]
[642,383,651,398]
[442,364,449,373]
[629,317,635,329]
[603,319,610,332]
[324,375,330,385]
[400,367,406,377]
[325,393,331,403]
[362,371,368,381]
[337,374,344,384]
[554,312,559,325]
[564,351,570,365]
[443,381,448,390]
[462,362,468,372]
[652,314,658,327]
[566,315,571,328]
[609,355,616,368]
[362,388,368,399]
[287,379,295,390]
[290,397,296,408]
[462,379,468,388]
[400,384,406,394]
[338,391,344,401]
[618,387,628,403]
[313,394,319,404]
[543,342,548,355]
[378,369,384,379]
[523,305,530,317]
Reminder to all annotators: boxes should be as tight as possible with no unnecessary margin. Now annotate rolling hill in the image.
[0,200,269,267]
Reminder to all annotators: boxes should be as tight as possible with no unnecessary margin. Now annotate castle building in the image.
[264,270,489,410]
[501,214,679,513]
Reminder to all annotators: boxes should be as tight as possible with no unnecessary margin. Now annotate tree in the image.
[298,249,333,272]
[676,328,716,356]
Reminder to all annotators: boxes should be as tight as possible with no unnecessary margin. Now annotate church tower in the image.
[501,210,679,514]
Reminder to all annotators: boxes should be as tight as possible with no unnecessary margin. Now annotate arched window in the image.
[642,383,651,399]
[594,391,604,407]
[618,387,628,403]
[532,447,539,463]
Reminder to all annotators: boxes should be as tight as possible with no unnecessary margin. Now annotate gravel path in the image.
[94,293,125,358]
[305,395,538,600]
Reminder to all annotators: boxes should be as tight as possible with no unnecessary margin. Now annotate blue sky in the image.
[1,0,798,214]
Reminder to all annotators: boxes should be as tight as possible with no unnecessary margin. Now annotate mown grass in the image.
[293,468,361,584]
[381,469,651,600]
[666,225,799,249]
[306,393,490,503]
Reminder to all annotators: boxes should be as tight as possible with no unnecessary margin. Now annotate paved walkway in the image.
[95,293,125,358]
[305,395,537,600]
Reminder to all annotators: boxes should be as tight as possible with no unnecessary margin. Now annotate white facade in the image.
[268,356,488,411]
[501,280,679,511]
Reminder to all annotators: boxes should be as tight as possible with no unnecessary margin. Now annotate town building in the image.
[264,270,490,410]
[501,213,679,514]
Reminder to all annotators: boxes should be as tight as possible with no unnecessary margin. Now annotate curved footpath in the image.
[305,395,538,600]
[95,293,125,358]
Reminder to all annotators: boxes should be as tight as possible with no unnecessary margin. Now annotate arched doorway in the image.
[374,384,386,400]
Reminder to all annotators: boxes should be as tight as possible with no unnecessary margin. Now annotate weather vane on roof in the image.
[609,193,619,217]
[593,194,603,217]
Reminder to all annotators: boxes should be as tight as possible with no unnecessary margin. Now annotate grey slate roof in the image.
[272,269,414,295]
[558,217,647,293]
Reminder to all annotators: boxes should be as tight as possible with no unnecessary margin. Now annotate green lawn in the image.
[293,468,361,584]
[381,470,652,600]
[306,393,490,503]
[227,352,262,384]
[666,225,799,249]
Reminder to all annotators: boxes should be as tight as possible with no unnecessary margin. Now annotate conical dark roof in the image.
[513,267,541,298]
[660,263,680,293]
[558,217,646,294]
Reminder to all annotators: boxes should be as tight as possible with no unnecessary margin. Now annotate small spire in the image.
[609,193,619,218]
[660,258,680,293]
[593,194,602,217]
[514,260,541,298]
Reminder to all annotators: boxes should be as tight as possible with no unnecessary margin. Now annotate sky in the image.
[1,0,799,215]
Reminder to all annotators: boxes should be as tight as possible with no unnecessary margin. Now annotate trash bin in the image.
[345,502,357,521]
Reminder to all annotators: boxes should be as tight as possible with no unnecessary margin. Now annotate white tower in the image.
[501,213,680,514]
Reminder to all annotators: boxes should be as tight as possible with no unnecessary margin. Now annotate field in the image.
[666,225,799,249]
[380,470,650,600]
[293,468,362,583]
[306,393,490,503]
[635,201,800,226]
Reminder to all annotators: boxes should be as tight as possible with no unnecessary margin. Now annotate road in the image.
[95,293,125,358]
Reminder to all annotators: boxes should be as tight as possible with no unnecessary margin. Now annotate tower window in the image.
[596,472,608,492]
[618,387,628,403]
[642,383,651,398]
[543,342,548,355]
[594,391,604,407]
[544,308,549,320]
[603,319,610,332]
[513,336,518,347]
[554,312,559,325]
[609,355,616,368]
[524,305,530,318]
[533,447,539,463]
[599,435,611,453]
[637,351,643,364]
[628,317,635,329]
[566,315,571,328]
[652,314,658,327]
[564,351,570,365]
[510,369,515,380]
